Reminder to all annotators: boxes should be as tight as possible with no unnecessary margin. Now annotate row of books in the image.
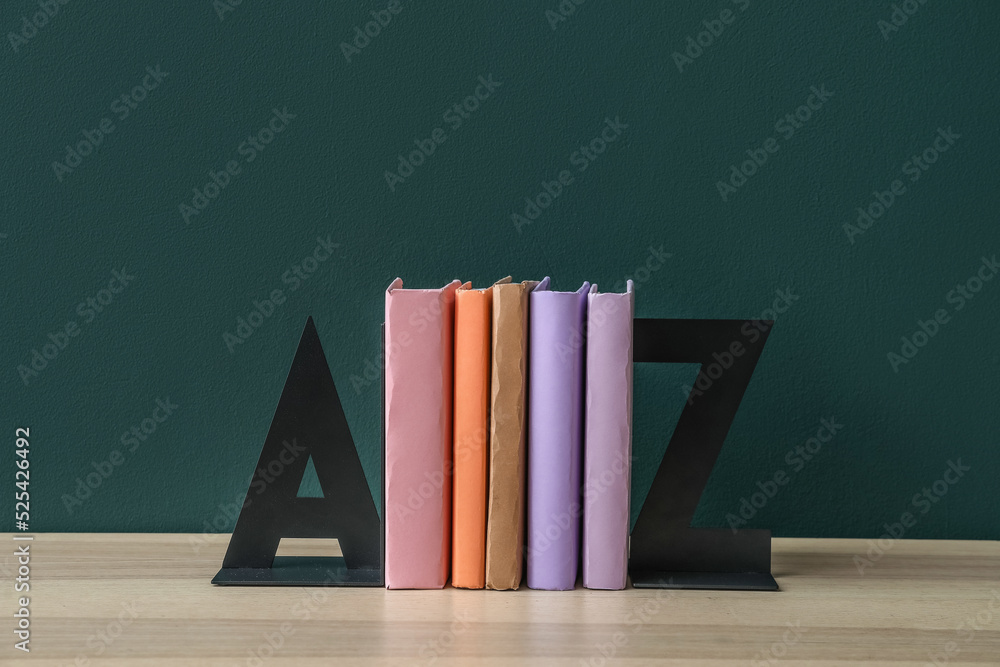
[384,277,633,590]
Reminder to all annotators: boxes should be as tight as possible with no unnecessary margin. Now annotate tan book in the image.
[485,279,538,589]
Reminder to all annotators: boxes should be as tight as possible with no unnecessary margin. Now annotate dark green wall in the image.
[3,2,997,539]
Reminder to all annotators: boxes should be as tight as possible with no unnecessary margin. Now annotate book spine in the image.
[526,281,589,590]
[452,287,492,588]
[384,279,460,589]
[582,282,634,589]
[485,281,534,590]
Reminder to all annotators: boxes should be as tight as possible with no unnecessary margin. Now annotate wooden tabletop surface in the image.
[2,533,998,665]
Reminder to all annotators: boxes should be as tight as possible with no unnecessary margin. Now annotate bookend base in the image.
[630,571,778,591]
[628,319,779,593]
[212,317,384,588]
[213,557,382,586]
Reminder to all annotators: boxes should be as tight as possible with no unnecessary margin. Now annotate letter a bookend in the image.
[213,317,383,586]
[628,318,778,591]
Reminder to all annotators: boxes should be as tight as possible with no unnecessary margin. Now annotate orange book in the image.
[451,279,504,588]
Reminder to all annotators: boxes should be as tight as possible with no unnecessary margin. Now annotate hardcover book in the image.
[484,278,539,590]
[384,278,461,589]
[452,279,504,588]
[582,281,634,590]
[526,278,589,590]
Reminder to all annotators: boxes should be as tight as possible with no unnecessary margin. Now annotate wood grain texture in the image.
[2,534,998,666]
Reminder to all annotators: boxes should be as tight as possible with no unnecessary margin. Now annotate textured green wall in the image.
[3,2,997,539]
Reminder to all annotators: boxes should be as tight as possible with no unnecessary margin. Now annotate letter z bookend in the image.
[213,317,383,586]
[628,318,778,591]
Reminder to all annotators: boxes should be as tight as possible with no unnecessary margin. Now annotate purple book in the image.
[527,278,589,590]
[582,281,634,589]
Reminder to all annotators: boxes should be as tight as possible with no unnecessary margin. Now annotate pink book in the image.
[384,278,461,589]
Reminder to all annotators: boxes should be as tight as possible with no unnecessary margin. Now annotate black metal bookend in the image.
[629,318,778,591]
[212,317,383,586]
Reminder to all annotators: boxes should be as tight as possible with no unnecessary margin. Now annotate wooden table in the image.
[3,534,998,665]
